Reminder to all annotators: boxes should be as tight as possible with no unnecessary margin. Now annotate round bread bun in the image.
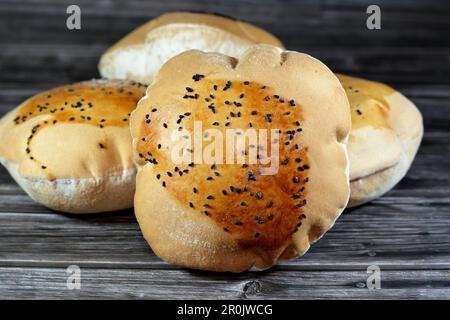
[99,11,284,85]
[0,79,146,213]
[337,74,423,207]
[130,45,351,272]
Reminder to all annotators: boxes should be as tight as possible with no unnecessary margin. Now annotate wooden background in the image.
[0,0,449,299]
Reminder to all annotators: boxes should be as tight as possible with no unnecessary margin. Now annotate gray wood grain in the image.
[0,267,449,299]
[0,0,449,299]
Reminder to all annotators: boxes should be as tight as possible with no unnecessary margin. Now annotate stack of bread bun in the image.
[0,12,422,272]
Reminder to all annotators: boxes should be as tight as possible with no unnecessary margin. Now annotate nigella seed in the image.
[244,81,250,85]
[185,87,194,92]
[289,99,296,106]
[293,176,300,183]
[167,171,172,177]
[256,192,263,199]
[295,158,302,163]
[303,164,310,170]
[192,74,205,81]
[268,214,273,221]
[266,201,273,208]
[240,201,247,206]
[297,166,304,171]
[212,122,219,126]
[162,181,166,187]
[224,227,230,232]
[239,93,244,99]
[206,176,213,181]
[213,85,218,91]
[207,195,214,200]
[163,123,168,128]
[222,190,228,195]
[230,185,235,192]
[41,166,47,169]
[203,204,209,209]
[193,187,198,194]
[247,170,256,181]
[255,216,265,224]
[255,232,260,238]
[204,211,209,216]
[152,108,157,112]
[189,202,194,208]
[234,220,243,225]
[156,174,161,180]
[157,144,161,149]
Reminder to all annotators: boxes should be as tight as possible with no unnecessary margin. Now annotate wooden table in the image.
[0,0,449,299]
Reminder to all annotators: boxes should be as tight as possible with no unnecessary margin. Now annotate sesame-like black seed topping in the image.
[256,192,263,199]
[293,176,300,183]
[192,74,205,81]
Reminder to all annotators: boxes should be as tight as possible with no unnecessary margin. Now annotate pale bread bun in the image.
[130,45,351,272]
[99,11,284,85]
[0,79,146,213]
[337,75,423,207]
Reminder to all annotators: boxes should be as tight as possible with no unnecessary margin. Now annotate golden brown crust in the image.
[337,75,423,207]
[106,12,283,52]
[131,45,351,272]
[99,12,284,84]
[0,79,146,213]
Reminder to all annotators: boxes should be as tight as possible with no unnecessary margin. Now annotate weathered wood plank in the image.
[0,267,449,299]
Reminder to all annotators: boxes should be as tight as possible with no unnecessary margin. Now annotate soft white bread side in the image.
[0,79,146,213]
[99,12,284,85]
[337,75,423,207]
[131,45,351,272]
